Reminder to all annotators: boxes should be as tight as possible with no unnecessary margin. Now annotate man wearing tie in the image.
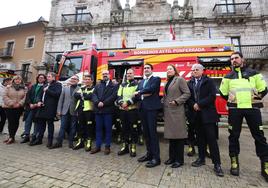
[135,63,162,168]
[187,64,224,177]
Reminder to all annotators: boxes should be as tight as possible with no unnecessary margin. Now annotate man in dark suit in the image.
[187,63,224,177]
[90,70,117,155]
[135,63,162,168]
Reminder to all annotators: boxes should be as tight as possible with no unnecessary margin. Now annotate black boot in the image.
[230,155,239,176]
[50,142,62,149]
[206,145,211,158]
[20,135,30,144]
[261,161,268,182]
[187,145,196,157]
[73,138,84,150]
[84,139,92,152]
[29,139,42,146]
[214,164,224,177]
[137,135,144,145]
[47,140,53,149]
[117,143,129,155]
[129,144,136,157]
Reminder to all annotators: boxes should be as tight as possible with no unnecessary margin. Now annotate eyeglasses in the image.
[230,56,240,61]
[144,67,151,70]
[191,69,200,72]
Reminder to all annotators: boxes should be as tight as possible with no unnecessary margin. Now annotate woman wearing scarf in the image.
[3,75,27,144]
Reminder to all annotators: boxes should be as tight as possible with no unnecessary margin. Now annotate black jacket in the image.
[136,76,162,110]
[187,75,219,124]
[35,81,62,120]
[92,80,117,114]
[23,84,44,121]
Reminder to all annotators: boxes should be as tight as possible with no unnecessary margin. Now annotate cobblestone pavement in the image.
[0,123,267,188]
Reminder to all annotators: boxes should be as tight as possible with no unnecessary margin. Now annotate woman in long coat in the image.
[163,64,190,168]
[3,75,27,144]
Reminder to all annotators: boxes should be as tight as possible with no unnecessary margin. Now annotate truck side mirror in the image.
[55,54,62,62]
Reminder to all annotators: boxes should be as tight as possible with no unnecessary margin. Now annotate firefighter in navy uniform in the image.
[73,74,95,151]
[220,52,268,182]
[115,68,139,157]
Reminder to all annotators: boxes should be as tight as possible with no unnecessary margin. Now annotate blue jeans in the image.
[95,113,112,148]
[23,110,38,136]
[57,113,77,144]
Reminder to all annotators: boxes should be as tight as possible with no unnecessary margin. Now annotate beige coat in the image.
[3,85,27,108]
[163,76,190,139]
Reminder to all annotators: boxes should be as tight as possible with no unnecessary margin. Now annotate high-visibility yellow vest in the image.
[219,67,267,109]
[117,80,138,111]
[75,86,94,111]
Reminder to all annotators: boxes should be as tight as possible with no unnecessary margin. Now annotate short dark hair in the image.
[231,51,243,58]
[144,63,153,70]
[2,77,12,84]
[84,74,93,80]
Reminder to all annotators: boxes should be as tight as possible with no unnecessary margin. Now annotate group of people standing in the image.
[0,52,268,182]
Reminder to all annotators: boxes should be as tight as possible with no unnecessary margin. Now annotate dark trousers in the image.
[5,108,23,139]
[77,111,94,140]
[0,107,7,132]
[140,109,160,160]
[196,114,221,164]
[120,109,138,144]
[187,122,197,146]
[169,139,185,163]
[36,118,54,143]
[95,113,112,148]
[57,112,77,144]
[228,108,268,161]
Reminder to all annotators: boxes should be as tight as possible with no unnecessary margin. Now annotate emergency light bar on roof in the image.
[136,39,232,49]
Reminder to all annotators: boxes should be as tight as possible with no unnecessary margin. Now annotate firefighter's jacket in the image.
[75,86,94,112]
[219,66,267,109]
[115,79,138,111]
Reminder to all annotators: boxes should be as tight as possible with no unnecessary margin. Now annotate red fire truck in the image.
[55,39,233,115]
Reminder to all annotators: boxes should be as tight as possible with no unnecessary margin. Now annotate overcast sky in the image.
[0,0,184,28]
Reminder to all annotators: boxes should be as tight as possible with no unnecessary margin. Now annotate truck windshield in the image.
[60,56,82,80]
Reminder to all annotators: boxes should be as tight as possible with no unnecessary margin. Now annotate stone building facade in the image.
[44,0,268,57]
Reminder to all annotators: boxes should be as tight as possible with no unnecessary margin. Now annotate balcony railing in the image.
[61,12,93,26]
[235,44,268,60]
[213,2,252,17]
[0,48,13,58]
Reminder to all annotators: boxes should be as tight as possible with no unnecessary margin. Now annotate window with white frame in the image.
[71,42,84,50]
[25,36,35,49]
[5,40,15,56]
[231,36,241,52]
[220,0,235,14]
